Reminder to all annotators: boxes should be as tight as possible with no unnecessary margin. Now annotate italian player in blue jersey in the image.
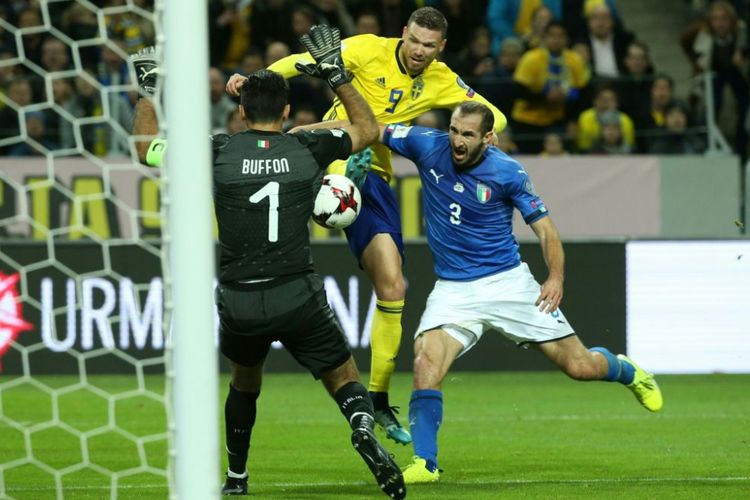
[379,102,664,484]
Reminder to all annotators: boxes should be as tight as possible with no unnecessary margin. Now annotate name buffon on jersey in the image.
[241,158,290,175]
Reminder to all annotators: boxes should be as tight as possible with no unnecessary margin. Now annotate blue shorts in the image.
[344,172,404,261]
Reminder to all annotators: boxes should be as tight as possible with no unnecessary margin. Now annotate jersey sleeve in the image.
[293,128,353,168]
[381,124,435,166]
[267,52,312,78]
[431,66,507,133]
[505,165,548,224]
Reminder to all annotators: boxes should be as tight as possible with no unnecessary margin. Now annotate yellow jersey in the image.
[269,34,507,181]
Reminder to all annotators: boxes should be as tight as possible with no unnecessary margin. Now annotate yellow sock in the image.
[368,299,404,393]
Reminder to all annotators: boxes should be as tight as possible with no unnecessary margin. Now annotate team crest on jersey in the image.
[454,182,464,193]
[411,76,424,100]
[456,76,475,98]
[375,76,386,88]
[476,183,491,203]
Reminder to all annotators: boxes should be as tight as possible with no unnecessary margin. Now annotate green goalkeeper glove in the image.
[130,46,159,97]
[294,25,350,89]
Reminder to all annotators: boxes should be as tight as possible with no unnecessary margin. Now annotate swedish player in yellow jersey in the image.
[227,8,507,446]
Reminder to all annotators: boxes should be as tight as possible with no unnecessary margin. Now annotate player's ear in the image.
[238,105,246,121]
[401,26,408,40]
[439,38,447,53]
[282,104,291,121]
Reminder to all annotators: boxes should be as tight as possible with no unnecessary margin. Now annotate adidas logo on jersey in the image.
[374,77,386,87]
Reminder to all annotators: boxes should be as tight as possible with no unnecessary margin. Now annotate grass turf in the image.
[1,372,748,499]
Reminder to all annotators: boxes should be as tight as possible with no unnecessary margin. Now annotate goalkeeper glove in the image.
[294,25,350,89]
[130,46,159,97]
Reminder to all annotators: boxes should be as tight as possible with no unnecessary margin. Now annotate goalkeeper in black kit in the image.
[130,26,406,499]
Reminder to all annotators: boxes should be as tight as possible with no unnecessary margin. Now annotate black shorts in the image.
[216,273,351,379]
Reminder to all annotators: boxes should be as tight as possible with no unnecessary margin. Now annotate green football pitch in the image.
[1,372,748,499]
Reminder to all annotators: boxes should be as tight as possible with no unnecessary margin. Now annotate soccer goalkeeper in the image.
[130,27,406,499]
[227,7,508,446]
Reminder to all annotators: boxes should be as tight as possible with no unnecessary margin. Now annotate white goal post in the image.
[161,0,219,499]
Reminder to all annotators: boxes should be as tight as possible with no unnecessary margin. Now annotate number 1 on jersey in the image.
[249,181,279,242]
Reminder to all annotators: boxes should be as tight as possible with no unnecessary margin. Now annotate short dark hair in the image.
[407,7,448,39]
[240,69,289,123]
[455,101,494,134]
[544,21,567,36]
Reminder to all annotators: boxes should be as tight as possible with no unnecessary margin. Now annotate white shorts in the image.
[415,263,576,357]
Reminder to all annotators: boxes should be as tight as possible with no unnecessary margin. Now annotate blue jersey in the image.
[383,124,549,281]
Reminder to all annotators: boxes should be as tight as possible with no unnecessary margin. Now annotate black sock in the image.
[369,391,389,411]
[334,381,374,430]
[224,384,260,475]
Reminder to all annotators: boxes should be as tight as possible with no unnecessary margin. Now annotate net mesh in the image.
[0,1,172,498]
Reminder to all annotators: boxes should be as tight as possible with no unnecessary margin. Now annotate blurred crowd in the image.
[1,0,749,159]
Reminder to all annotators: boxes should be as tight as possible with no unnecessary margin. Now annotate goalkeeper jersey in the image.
[211,128,352,283]
[269,34,507,181]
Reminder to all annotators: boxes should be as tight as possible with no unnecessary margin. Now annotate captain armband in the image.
[145,138,167,167]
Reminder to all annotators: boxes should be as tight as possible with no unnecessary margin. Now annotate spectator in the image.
[636,74,676,149]
[438,0,483,57]
[447,27,495,78]
[648,101,706,154]
[237,49,264,76]
[354,9,381,35]
[577,2,635,79]
[680,0,748,159]
[477,36,524,117]
[210,67,237,134]
[41,37,72,73]
[264,41,291,67]
[615,41,655,127]
[0,78,33,147]
[308,0,356,37]
[290,5,318,53]
[226,107,246,135]
[249,0,296,51]
[590,110,632,154]
[62,72,133,156]
[354,0,418,38]
[285,105,319,131]
[18,8,44,67]
[8,111,56,156]
[540,131,569,156]
[486,0,562,56]
[560,0,623,43]
[577,83,635,152]
[522,5,554,51]
[511,21,589,153]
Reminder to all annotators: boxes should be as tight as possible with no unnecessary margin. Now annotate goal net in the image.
[0,1,216,498]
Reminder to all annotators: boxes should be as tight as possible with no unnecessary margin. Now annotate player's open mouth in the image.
[453,149,466,161]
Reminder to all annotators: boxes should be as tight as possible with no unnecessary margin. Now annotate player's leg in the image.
[402,328,464,484]
[218,326,273,496]
[360,232,411,444]
[344,173,410,444]
[535,335,663,411]
[281,276,406,499]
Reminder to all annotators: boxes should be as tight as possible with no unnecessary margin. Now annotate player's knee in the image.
[412,348,443,389]
[373,273,405,301]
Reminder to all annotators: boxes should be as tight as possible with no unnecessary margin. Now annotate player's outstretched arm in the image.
[130,47,164,166]
[295,25,377,151]
[530,216,565,313]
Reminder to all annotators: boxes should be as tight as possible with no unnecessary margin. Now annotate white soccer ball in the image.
[312,174,362,229]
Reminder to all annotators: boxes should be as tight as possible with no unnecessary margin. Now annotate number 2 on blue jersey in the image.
[385,89,403,113]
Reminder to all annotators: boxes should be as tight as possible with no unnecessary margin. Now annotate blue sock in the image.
[408,389,442,471]
[589,347,635,384]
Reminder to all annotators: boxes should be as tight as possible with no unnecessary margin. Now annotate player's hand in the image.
[225,73,247,97]
[295,24,350,89]
[535,276,563,314]
[130,46,159,97]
